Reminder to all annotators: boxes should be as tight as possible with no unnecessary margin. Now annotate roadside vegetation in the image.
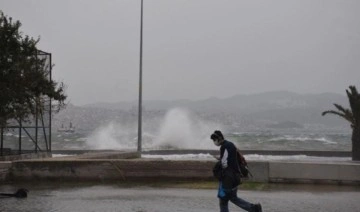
[322,85,360,161]
[0,11,67,150]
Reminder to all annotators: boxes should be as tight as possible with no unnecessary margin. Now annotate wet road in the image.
[1,184,360,212]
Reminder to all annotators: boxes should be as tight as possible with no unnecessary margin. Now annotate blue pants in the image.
[218,182,255,212]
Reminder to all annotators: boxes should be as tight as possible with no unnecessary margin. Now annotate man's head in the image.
[211,130,224,146]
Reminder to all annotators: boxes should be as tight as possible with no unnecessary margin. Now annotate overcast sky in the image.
[1,0,359,106]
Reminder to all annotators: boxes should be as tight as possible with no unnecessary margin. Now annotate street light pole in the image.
[137,0,144,153]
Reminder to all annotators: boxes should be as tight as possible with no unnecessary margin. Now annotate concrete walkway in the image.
[1,184,360,212]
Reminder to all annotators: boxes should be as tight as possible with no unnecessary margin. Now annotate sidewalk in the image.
[1,184,359,212]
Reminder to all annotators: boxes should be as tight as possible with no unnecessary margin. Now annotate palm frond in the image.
[333,103,355,122]
[322,110,343,117]
[333,104,350,115]
[322,110,355,125]
[348,85,359,96]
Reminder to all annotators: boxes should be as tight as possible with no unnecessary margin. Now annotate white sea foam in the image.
[52,154,72,157]
[52,152,351,162]
[314,137,337,144]
[76,137,87,142]
[4,132,14,136]
[268,135,337,144]
[13,134,26,138]
[231,132,246,136]
[244,154,350,162]
[142,154,351,162]
[142,153,216,161]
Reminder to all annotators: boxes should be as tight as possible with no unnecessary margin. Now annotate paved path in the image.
[1,184,360,212]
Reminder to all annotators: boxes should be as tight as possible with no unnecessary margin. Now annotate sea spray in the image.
[86,122,137,149]
[153,108,223,149]
[85,108,223,150]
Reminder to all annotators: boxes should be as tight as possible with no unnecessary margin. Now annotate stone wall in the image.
[10,159,214,181]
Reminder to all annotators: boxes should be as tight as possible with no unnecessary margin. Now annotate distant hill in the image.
[55,91,349,132]
[84,91,347,112]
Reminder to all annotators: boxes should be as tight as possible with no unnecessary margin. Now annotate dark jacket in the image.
[219,140,241,189]
[220,140,240,174]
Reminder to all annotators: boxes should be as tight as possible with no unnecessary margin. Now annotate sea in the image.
[2,127,352,161]
[46,129,351,151]
[1,108,352,161]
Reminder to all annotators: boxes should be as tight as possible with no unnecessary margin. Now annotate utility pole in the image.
[137,0,144,153]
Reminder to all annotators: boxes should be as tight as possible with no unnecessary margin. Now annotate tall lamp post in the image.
[137,0,144,153]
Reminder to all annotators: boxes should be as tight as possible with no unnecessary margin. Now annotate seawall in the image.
[1,151,359,185]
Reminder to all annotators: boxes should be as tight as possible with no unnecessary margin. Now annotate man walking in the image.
[211,130,262,212]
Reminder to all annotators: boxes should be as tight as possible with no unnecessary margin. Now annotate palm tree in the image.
[322,86,360,161]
